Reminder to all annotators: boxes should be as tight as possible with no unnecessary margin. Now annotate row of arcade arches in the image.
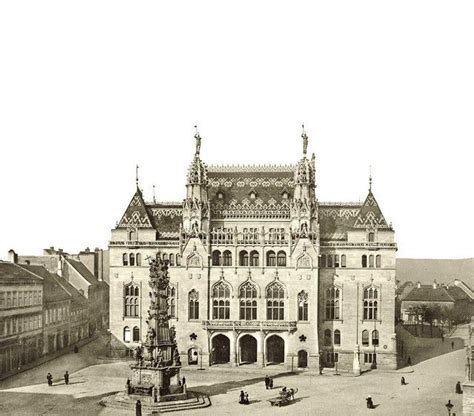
[189,333,307,368]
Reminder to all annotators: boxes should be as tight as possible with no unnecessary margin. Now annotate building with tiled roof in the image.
[109,128,398,372]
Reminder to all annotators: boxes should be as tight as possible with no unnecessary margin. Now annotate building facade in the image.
[109,130,397,371]
[0,262,44,377]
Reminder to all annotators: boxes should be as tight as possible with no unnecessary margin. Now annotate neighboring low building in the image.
[0,262,44,377]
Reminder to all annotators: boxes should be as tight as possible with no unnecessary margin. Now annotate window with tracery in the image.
[239,282,257,320]
[363,287,378,320]
[266,282,285,320]
[277,251,287,267]
[266,251,276,267]
[297,291,308,321]
[188,289,199,320]
[325,286,341,320]
[212,281,231,320]
[124,284,139,317]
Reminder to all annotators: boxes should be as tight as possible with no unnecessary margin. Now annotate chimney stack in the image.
[417,281,421,288]
[57,256,63,277]
[433,280,438,289]
[8,249,17,264]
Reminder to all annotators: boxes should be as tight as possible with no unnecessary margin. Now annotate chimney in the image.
[57,256,63,277]
[417,281,421,288]
[433,280,438,289]
[8,249,17,264]
[97,249,103,282]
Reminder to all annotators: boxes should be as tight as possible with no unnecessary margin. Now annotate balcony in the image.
[202,320,297,332]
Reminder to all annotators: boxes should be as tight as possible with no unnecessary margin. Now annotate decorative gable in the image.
[353,191,389,229]
[118,189,153,228]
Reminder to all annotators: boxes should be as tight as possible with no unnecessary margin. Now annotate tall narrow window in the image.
[325,286,341,320]
[277,251,287,267]
[376,255,381,268]
[239,282,257,320]
[212,250,221,266]
[188,289,199,320]
[297,291,308,321]
[266,251,276,267]
[167,286,176,318]
[324,329,332,346]
[222,250,232,266]
[327,255,333,268]
[368,232,375,242]
[321,254,327,268]
[133,326,140,342]
[239,251,249,267]
[212,281,231,320]
[363,287,378,320]
[129,253,135,266]
[124,284,139,317]
[123,253,128,266]
[362,330,369,346]
[369,255,374,268]
[163,253,169,263]
[334,255,340,268]
[176,254,181,266]
[334,329,341,346]
[136,253,141,266]
[123,326,131,342]
[249,250,259,267]
[169,254,174,266]
[362,255,367,268]
[372,330,379,346]
[341,254,346,268]
[266,282,285,320]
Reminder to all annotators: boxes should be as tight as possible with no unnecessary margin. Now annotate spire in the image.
[194,125,201,157]
[135,164,139,189]
[369,165,372,192]
[301,123,308,157]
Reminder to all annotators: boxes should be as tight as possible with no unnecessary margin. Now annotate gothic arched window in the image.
[376,255,381,268]
[266,282,285,320]
[277,251,287,267]
[222,250,232,266]
[362,255,367,268]
[341,254,346,268]
[325,286,341,320]
[372,329,379,346]
[212,281,231,320]
[212,250,221,266]
[362,329,369,346]
[363,287,378,320]
[266,251,276,267]
[123,326,131,342]
[250,250,259,267]
[369,255,374,268]
[297,291,308,321]
[239,250,249,267]
[188,289,199,320]
[169,253,174,266]
[129,253,135,266]
[136,253,141,266]
[124,284,139,317]
[334,329,341,346]
[133,326,140,342]
[122,253,128,266]
[239,282,257,320]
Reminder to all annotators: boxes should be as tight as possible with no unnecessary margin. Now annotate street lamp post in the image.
[445,399,454,416]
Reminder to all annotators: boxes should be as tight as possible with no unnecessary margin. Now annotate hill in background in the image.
[397,258,474,286]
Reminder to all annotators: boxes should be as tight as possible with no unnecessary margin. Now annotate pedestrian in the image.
[64,371,69,385]
[74,345,79,353]
[135,399,142,416]
[401,376,406,385]
[441,334,444,343]
[126,378,131,394]
[239,390,245,404]
[264,375,269,389]
[451,341,455,350]
[269,377,274,389]
[407,356,412,366]
[244,392,249,405]
[456,381,463,394]
[47,373,53,386]
[366,396,374,409]
[152,386,158,403]
[182,376,186,386]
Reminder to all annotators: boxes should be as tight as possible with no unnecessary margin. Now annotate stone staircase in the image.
[100,391,211,413]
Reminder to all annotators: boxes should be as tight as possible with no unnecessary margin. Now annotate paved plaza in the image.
[0,336,465,415]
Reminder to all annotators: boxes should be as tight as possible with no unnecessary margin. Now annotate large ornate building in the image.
[109,129,397,372]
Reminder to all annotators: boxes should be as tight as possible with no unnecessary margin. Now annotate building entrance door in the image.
[266,335,285,364]
[239,335,257,364]
[211,334,230,364]
[188,348,198,365]
[298,350,308,368]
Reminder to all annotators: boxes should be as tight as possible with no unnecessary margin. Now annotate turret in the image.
[182,127,210,234]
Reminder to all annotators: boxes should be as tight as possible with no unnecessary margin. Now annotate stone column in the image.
[257,332,264,367]
[230,331,238,367]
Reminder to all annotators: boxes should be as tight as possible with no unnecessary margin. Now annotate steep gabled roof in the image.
[118,188,154,229]
[0,262,43,283]
[319,202,363,240]
[447,286,471,301]
[20,264,70,302]
[65,258,99,285]
[403,286,455,303]
[353,190,389,229]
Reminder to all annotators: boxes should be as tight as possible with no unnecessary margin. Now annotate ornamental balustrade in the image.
[109,241,179,247]
[202,320,297,332]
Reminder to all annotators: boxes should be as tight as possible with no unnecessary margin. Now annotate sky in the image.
[0,1,473,260]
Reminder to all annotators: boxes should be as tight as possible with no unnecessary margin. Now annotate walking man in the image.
[264,375,269,389]
[401,377,407,385]
[239,390,245,404]
[64,371,69,385]
[269,377,274,389]
[456,381,463,394]
[135,400,142,416]
[366,396,374,409]
[452,341,455,350]
[182,376,186,386]
[47,373,53,386]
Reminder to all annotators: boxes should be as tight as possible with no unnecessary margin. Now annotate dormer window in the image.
[282,191,289,199]
[249,191,257,200]
[217,191,224,199]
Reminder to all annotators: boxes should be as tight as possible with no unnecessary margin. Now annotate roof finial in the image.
[136,164,139,189]
[194,125,201,157]
[301,123,308,156]
[369,165,372,192]
[152,184,156,204]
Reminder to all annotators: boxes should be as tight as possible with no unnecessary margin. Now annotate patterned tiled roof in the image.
[147,204,182,234]
[319,203,363,239]
[353,191,389,229]
[118,188,154,229]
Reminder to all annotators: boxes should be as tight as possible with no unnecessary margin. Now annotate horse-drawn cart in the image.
[267,388,298,407]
